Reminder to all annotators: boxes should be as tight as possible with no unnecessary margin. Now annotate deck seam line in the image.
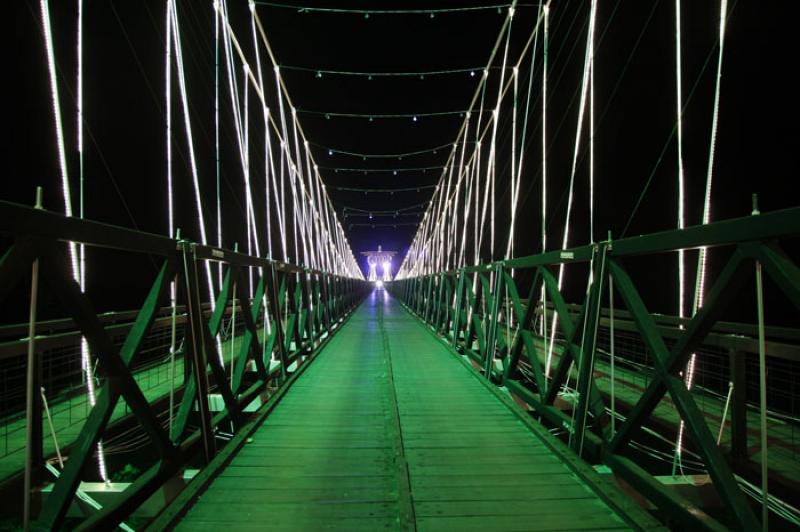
[377,299,417,531]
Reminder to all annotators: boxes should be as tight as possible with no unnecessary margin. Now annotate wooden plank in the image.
[416,514,627,532]
[178,516,400,531]
[175,292,654,531]
[182,501,398,519]
[415,499,624,518]
[411,483,595,502]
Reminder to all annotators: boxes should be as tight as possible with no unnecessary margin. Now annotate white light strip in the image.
[40,0,79,280]
[676,0,687,321]
[397,5,519,278]
[42,0,108,483]
[547,0,597,367]
[589,23,595,244]
[542,2,548,256]
[248,8,361,276]
[694,0,728,312]
[169,0,215,303]
[542,2,552,376]
[249,8,272,262]
[79,0,108,481]
[214,5,223,287]
[672,0,688,472]
[505,66,519,260]
[676,0,729,470]
[166,0,174,241]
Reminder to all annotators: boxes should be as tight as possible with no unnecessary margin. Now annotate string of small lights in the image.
[298,109,468,120]
[328,184,437,193]
[321,165,444,174]
[281,64,486,78]
[255,2,515,16]
[313,141,454,159]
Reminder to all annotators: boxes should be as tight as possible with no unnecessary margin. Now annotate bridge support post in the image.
[571,243,608,455]
[182,243,216,464]
[728,348,747,468]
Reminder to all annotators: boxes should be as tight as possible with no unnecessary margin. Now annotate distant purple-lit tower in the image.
[361,245,397,282]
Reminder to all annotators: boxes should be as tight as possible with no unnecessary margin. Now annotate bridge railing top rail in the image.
[411,205,800,277]
[0,200,356,280]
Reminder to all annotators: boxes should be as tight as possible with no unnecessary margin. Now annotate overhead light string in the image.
[255,2,516,16]
[319,141,455,160]
[299,109,469,120]
[282,64,486,78]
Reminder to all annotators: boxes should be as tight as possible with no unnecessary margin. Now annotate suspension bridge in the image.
[3,0,799,530]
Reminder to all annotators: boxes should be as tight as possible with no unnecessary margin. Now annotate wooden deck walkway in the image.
[176,290,659,531]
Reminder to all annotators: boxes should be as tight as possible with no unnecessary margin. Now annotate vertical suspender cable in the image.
[455,116,471,268]
[166,1,174,241]
[507,9,541,263]
[77,0,107,481]
[249,5,274,262]
[671,0,688,474]
[542,3,551,375]
[500,4,547,266]
[547,0,598,373]
[40,0,78,279]
[165,0,177,437]
[589,11,595,245]
[170,0,215,305]
[541,2,549,257]
[77,0,86,291]
[675,0,687,321]
[251,9,361,275]
[290,113,310,266]
[244,68,254,295]
[675,0,729,472]
[41,0,109,483]
[397,4,515,278]
[215,4,223,287]
[693,0,729,321]
[506,67,519,260]
[489,16,513,264]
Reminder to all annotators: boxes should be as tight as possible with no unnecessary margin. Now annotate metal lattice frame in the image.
[391,206,800,531]
[0,200,367,530]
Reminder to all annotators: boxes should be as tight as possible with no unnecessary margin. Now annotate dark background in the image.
[6,0,799,322]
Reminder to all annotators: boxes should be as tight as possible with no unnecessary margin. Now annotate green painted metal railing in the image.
[391,206,800,531]
[0,200,367,530]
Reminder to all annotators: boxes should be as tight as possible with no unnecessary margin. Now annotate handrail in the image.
[404,205,800,277]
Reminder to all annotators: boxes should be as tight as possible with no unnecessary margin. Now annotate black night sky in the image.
[7,0,800,319]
